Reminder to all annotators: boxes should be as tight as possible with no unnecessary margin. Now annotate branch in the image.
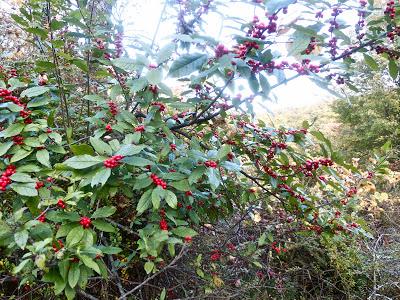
[170,76,233,130]
[118,246,187,299]
[77,289,100,300]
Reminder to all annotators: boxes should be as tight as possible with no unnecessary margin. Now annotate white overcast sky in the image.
[116,0,365,110]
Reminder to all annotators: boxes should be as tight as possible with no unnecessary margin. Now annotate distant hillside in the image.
[260,100,342,140]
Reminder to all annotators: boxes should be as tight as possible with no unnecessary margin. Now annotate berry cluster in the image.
[385,0,396,19]
[115,32,124,58]
[151,101,166,112]
[184,236,192,243]
[346,187,357,197]
[104,155,124,168]
[37,212,46,223]
[329,7,343,33]
[19,109,31,119]
[148,84,158,94]
[185,191,193,196]
[262,165,278,179]
[210,249,221,261]
[159,218,168,231]
[0,89,23,106]
[204,160,218,168]
[12,135,24,145]
[356,0,368,38]
[227,153,234,161]
[247,58,320,75]
[95,38,105,50]
[105,123,112,132]
[135,125,145,132]
[80,216,91,229]
[271,241,287,254]
[0,165,16,191]
[35,181,44,190]
[170,143,176,151]
[215,44,229,58]
[278,184,306,202]
[305,37,317,55]
[108,101,118,116]
[150,173,167,189]
[57,199,66,209]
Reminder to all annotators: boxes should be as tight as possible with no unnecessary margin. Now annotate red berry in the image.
[159,218,168,231]
[79,216,91,229]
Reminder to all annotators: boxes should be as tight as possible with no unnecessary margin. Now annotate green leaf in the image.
[72,59,88,72]
[91,168,111,187]
[259,74,271,97]
[113,57,136,72]
[97,246,122,254]
[71,144,95,156]
[160,288,167,300]
[92,219,115,232]
[151,187,162,209]
[20,86,50,98]
[168,53,208,78]
[11,183,38,197]
[26,27,48,39]
[288,31,310,56]
[249,73,259,93]
[188,167,205,184]
[144,261,154,274]
[10,173,35,183]
[14,230,29,249]
[90,137,112,156]
[58,260,70,280]
[65,285,76,300]
[66,226,85,247]
[137,189,152,214]
[171,226,198,237]
[11,149,33,163]
[36,61,56,70]
[165,190,177,208]
[171,179,190,191]
[92,206,116,218]
[79,255,101,274]
[0,123,24,138]
[116,144,145,156]
[68,263,80,288]
[8,78,26,91]
[13,259,30,274]
[64,155,103,169]
[217,145,231,160]
[0,141,13,156]
[36,149,51,167]
[129,77,148,93]
[363,54,379,71]
[157,44,175,64]
[266,0,296,13]
[146,69,163,84]
[389,60,398,80]
[123,156,154,167]
[11,14,29,26]
[27,97,50,108]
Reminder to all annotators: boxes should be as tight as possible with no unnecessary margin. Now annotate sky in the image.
[117,0,338,111]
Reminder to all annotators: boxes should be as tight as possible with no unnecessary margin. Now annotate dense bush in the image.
[1,0,400,299]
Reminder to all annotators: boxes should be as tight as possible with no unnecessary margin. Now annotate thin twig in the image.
[118,246,187,299]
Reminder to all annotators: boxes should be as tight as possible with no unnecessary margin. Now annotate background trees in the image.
[0,0,399,299]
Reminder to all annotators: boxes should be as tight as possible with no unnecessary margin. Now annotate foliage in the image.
[333,88,400,160]
[0,0,400,298]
